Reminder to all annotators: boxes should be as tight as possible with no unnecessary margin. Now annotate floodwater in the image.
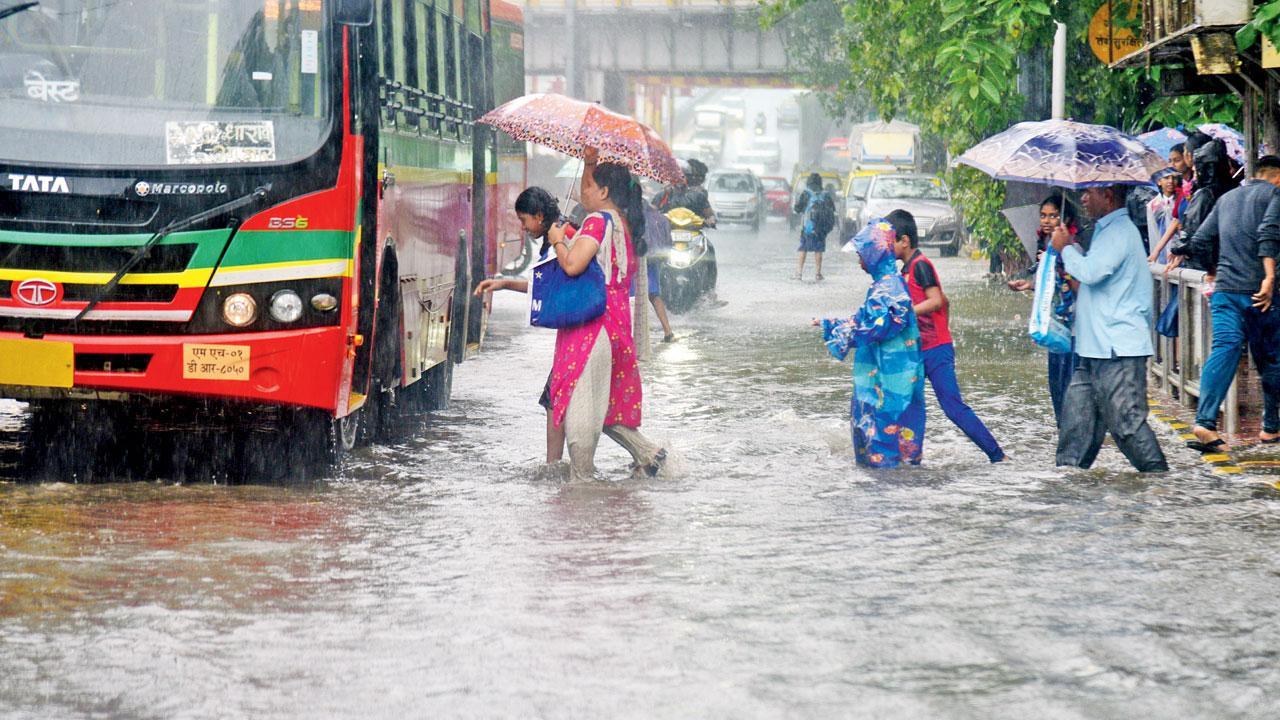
[2,222,1279,719]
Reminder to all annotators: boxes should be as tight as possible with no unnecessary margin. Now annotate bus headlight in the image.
[311,293,338,312]
[269,290,304,323]
[222,293,257,327]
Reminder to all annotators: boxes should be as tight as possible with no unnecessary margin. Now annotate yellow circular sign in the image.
[1089,2,1142,64]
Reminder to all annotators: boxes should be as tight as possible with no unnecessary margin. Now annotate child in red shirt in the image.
[886,209,1005,463]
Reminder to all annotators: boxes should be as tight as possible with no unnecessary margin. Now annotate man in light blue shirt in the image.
[1051,184,1168,472]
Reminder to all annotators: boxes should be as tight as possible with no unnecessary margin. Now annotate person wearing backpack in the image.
[794,173,836,281]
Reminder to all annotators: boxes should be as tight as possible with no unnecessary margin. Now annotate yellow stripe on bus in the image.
[209,259,353,287]
[0,267,213,288]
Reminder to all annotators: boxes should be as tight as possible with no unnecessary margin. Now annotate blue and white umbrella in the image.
[1196,122,1246,165]
[957,119,1166,189]
[1137,127,1187,161]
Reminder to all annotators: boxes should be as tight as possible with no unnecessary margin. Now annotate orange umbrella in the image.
[479,93,684,185]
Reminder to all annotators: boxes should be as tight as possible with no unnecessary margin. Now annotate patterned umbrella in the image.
[479,93,684,185]
[1137,127,1187,161]
[1196,123,1246,165]
[957,119,1166,189]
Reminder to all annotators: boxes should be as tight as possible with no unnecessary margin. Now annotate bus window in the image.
[377,0,394,85]
[423,3,440,97]
[0,0,330,168]
[402,0,420,127]
[443,10,458,109]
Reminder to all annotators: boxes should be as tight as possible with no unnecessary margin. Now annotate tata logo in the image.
[7,174,70,193]
[13,279,61,306]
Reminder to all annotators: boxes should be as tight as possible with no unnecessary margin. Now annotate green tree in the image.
[762,0,1241,268]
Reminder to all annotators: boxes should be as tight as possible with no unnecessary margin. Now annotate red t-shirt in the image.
[903,250,951,351]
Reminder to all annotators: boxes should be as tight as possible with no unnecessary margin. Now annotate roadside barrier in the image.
[1148,263,1262,437]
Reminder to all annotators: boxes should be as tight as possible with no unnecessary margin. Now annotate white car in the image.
[707,170,765,230]
[844,173,964,256]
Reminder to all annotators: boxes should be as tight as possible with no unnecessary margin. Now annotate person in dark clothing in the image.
[1172,156,1280,452]
[1170,138,1233,273]
[655,158,716,227]
[888,209,1005,463]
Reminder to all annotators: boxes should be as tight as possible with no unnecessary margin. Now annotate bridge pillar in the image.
[601,71,629,114]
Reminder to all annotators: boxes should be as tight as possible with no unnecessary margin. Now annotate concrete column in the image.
[1266,75,1280,155]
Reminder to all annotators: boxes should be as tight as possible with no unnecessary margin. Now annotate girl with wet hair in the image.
[513,185,563,256]
[544,149,666,481]
[476,185,577,464]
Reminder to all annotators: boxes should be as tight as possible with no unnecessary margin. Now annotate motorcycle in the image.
[754,113,767,136]
[659,208,717,314]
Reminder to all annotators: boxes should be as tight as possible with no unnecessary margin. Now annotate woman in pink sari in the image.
[547,152,666,481]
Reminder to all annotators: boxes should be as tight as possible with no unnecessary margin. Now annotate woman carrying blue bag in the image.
[477,151,666,481]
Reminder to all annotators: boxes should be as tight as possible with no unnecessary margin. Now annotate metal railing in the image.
[1149,264,1243,433]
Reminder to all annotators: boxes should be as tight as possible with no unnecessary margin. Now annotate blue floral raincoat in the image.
[820,220,925,468]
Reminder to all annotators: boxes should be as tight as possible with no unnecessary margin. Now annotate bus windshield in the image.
[0,0,330,169]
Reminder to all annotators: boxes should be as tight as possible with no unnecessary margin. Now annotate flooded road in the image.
[2,221,1279,719]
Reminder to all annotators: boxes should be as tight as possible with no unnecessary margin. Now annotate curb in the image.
[1149,405,1280,489]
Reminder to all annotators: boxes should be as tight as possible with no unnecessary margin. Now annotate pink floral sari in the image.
[548,211,643,429]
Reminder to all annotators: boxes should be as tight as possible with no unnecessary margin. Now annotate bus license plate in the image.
[0,339,74,388]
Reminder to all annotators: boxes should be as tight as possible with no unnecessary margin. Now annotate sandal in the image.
[662,333,676,343]
[815,273,825,282]
[644,449,668,477]
[1186,438,1227,454]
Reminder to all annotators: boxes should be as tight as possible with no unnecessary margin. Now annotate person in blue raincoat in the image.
[816,219,926,468]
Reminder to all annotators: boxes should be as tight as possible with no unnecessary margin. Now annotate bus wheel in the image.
[334,411,359,455]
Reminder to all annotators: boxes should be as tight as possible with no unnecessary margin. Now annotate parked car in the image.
[738,136,782,172]
[760,176,792,217]
[843,173,964,256]
[707,170,765,230]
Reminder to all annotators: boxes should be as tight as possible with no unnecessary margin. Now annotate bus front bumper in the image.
[0,327,348,411]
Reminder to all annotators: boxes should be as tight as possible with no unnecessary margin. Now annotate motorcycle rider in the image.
[656,159,717,228]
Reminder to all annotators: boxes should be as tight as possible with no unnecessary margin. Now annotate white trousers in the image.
[564,330,662,481]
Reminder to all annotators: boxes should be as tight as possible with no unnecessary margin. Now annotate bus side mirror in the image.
[335,0,374,26]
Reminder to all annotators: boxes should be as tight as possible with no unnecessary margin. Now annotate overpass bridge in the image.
[519,0,794,132]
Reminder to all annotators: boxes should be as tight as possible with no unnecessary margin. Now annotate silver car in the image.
[707,170,765,230]
[843,173,964,256]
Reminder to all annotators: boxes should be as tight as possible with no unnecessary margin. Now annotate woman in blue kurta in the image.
[819,219,926,468]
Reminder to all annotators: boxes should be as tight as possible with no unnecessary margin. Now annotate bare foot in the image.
[1192,426,1221,444]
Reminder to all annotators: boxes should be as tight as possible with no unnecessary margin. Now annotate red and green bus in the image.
[0,0,525,476]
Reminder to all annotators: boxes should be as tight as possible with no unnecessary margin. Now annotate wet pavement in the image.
[1,221,1279,719]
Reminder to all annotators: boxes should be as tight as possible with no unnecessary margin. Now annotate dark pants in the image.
[1195,291,1280,433]
[1056,355,1168,472]
[922,343,1004,462]
[1048,349,1076,425]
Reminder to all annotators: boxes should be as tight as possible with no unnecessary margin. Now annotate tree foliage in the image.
[761,0,1242,265]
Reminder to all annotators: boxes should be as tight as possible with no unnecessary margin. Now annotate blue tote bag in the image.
[529,217,608,329]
